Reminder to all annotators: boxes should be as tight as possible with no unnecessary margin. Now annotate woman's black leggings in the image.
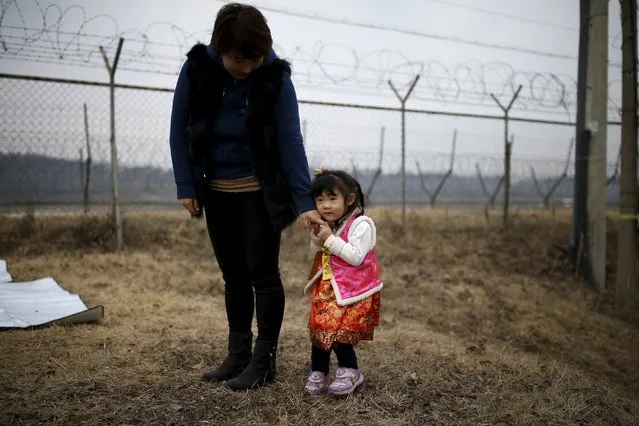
[204,190,284,343]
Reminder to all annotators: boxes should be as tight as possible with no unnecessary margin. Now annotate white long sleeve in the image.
[323,221,374,266]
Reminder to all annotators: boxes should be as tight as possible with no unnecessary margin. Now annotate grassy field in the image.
[1,208,638,425]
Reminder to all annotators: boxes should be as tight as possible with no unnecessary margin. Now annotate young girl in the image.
[303,169,383,396]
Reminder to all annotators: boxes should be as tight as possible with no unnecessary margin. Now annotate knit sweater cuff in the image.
[324,234,346,256]
[176,182,197,199]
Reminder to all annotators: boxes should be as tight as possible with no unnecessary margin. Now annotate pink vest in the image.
[306,211,383,306]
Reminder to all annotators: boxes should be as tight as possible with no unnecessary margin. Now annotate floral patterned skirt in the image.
[308,278,381,352]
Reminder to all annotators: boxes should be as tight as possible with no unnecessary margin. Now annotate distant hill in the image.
[0,153,621,207]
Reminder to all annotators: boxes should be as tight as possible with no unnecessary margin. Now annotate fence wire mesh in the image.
[0,75,623,212]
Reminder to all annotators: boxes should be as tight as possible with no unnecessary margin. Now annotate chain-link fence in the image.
[0,74,623,212]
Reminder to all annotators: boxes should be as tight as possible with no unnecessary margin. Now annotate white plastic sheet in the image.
[0,259,12,283]
[0,259,100,329]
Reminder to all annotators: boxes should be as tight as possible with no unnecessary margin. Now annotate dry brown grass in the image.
[1,208,638,425]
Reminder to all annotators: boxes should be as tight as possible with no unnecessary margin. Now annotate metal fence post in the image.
[99,38,124,250]
[82,103,92,214]
[490,85,522,228]
[616,0,638,300]
[389,75,420,229]
[571,0,591,278]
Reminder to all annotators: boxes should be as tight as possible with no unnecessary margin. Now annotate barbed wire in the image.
[0,0,624,116]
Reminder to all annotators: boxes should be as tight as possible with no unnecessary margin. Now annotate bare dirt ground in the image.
[1,208,638,425]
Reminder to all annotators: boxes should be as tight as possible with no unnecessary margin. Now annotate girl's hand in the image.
[318,224,333,242]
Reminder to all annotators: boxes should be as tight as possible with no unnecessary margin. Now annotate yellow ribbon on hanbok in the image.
[320,246,333,281]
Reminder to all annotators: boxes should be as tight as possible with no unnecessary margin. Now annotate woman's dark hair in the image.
[311,169,366,215]
[211,3,272,59]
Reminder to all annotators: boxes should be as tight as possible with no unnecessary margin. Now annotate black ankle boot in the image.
[224,338,277,390]
[201,331,253,382]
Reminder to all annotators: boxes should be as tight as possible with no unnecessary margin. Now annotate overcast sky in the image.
[0,0,628,174]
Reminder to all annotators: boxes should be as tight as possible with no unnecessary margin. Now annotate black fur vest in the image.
[184,43,298,232]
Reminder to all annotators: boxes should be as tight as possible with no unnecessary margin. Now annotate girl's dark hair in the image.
[211,3,272,59]
[311,169,366,215]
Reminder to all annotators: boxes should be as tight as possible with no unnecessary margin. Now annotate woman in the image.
[169,3,324,391]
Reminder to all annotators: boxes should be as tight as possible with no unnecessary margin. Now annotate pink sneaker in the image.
[305,371,328,395]
[328,367,364,395]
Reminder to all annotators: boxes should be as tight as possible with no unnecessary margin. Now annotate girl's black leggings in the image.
[311,342,358,374]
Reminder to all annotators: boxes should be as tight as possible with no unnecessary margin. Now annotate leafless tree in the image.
[416,130,457,208]
[530,138,574,208]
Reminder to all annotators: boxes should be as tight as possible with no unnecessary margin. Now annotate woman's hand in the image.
[179,198,201,217]
[300,209,325,231]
